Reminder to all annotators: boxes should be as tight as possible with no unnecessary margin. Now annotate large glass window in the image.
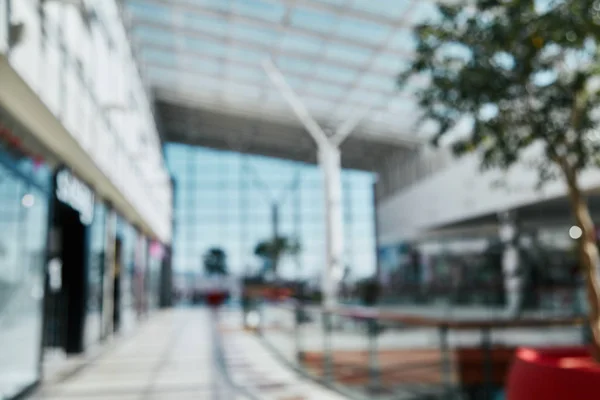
[119,219,137,333]
[166,144,377,289]
[0,162,49,399]
[85,202,105,347]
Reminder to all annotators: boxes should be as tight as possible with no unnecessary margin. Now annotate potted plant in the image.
[400,0,600,397]
[254,236,300,279]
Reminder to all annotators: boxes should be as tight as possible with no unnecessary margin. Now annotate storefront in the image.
[0,121,51,399]
[85,201,107,347]
[116,217,139,334]
[43,167,95,355]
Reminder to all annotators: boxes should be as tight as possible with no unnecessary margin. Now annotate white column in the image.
[320,143,344,308]
[499,211,521,315]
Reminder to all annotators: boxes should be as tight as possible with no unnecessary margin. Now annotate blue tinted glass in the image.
[127,1,168,21]
[186,38,229,57]
[315,64,357,84]
[183,14,228,36]
[305,82,346,98]
[230,25,279,46]
[133,27,176,47]
[351,1,409,18]
[277,56,316,74]
[360,74,395,92]
[233,0,286,21]
[280,34,323,54]
[335,17,391,44]
[325,43,372,65]
[166,144,376,277]
[290,7,338,33]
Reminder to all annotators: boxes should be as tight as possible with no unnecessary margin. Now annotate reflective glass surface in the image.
[118,219,138,334]
[0,162,49,399]
[166,144,376,281]
[85,202,106,347]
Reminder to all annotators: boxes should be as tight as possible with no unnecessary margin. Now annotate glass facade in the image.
[165,144,376,283]
[379,226,583,314]
[0,145,50,398]
[85,202,106,347]
[118,218,137,334]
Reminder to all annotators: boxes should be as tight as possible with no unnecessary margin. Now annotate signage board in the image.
[55,168,95,225]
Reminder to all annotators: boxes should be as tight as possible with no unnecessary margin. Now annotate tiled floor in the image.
[217,311,346,400]
[32,308,346,400]
[33,309,223,400]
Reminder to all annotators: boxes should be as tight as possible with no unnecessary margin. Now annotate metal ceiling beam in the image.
[145,63,344,116]
[145,60,425,132]
[138,44,398,97]
[143,60,395,111]
[129,0,414,57]
[163,120,315,152]
[328,0,420,117]
[154,86,323,126]
[158,102,396,163]
[130,21,403,77]
[262,59,329,148]
[154,85,426,148]
[259,0,434,28]
[157,98,423,147]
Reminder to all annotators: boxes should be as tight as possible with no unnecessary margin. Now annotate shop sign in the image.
[55,169,95,225]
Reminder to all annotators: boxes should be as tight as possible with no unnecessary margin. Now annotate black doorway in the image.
[59,202,88,354]
[43,168,94,355]
[113,237,122,333]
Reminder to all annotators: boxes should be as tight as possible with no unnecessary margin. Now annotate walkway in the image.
[32,308,345,400]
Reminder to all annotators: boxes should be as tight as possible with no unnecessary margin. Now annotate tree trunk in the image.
[561,163,600,361]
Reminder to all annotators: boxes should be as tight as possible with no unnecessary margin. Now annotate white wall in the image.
[4,0,171,242]
[377,145,600,245]
[0,0,7,53]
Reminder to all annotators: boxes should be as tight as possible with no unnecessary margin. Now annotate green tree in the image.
[399,0,600,359]
[254,236,301,276]
[203,247,228,276]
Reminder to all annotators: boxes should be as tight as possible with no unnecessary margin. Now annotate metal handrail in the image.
[210,310,260,400]
[258,300,586,400]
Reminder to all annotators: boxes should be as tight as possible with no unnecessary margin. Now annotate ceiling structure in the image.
[123,0,442,170]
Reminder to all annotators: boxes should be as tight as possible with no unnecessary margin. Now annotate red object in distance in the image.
[262,287,293,301]
[206,291,228,308]
[506,346,600,400]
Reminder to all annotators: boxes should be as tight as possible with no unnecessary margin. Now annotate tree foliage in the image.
[400,0,600,182]
[399,0,600,359]
[254,236,301,275]
[203,247,228,276]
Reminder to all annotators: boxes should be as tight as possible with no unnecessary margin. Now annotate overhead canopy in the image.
[124,0,441,169]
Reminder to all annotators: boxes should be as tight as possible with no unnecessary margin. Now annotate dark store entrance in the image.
[59,201,88,353]
[113,237,123,333]
[43,168,95,355]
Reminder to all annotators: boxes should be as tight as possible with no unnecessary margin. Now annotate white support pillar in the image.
[320,143,344,308]
[263,58,375,308]
[499,211,522,317]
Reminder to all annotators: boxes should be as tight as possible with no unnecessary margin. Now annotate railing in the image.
[258,301,586,400]
[375,283,584,317]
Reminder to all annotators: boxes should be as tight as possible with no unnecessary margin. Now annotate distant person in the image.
[503,246,524,318]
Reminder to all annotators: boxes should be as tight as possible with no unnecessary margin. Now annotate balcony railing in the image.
[257,300,586,399]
